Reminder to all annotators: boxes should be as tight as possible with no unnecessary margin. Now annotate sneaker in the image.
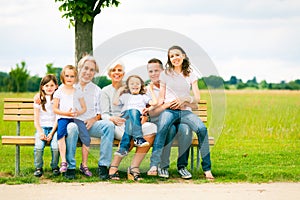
[64,169,76,179]
[98,165,109,180]
[178,167,192,179]
[52,167,60,176]
[79,163,93,177]
[59,162,68,173]
[114,149,128,157]
[158,168,169,178]
[33,168,43,177]
[134,137,149,147]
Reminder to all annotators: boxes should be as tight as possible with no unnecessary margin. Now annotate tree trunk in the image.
[75,18,94,65]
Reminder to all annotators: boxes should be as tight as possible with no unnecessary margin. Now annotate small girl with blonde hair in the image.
[53,65,91,175]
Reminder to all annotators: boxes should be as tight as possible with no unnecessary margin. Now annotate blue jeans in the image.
[34,127,59,169]
[58,118,90,146]
[160,123,192,169]
[119,109,143,152]
[66,120,115,168]
[150,109,212,171]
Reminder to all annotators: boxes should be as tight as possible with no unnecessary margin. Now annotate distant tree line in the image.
[0,62,299,92]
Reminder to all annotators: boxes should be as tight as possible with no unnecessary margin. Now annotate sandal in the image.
[59,162,68,173]
[128,167,142,181]
[147,166,158,176]
[108,166,120,180]
[204,170,215,181]
[79,163,93,177]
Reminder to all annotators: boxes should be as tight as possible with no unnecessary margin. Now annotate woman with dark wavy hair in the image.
[149,45,214,181]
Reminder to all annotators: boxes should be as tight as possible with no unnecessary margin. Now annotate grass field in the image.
[0,91,299,184]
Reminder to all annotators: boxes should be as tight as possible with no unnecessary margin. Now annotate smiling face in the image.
[127,76,142,95]
[79,60,96,83]
[42,80,57,96]
[108,64,125,84]
[147,63,163,84]
[63,68,76,86]
[168,49,186,68]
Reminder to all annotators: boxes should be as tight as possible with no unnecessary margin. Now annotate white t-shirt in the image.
[74,82,101,121]
[34,95,55,127]
[118,93,150,114]
[53,86,84,120]
[160,70,197,110]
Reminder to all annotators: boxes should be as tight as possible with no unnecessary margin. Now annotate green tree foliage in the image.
[246,76,258,89]
[0,72,9,92]
[27,75,42,92]
[198,78,207,89]
[55,0,120,63]
[93,76,112,88]
[9,61,30,92]
[228,76,238,85]
[46,63,62,84]
[203,75,224,89]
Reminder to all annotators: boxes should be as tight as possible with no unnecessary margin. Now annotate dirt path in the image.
[0,182,299,200]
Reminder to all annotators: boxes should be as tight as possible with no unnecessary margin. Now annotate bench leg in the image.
[197,146,200,170]
[15,145,20,176]
[190,146,194,170]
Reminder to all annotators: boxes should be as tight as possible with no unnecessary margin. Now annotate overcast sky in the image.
[1,0,299,83]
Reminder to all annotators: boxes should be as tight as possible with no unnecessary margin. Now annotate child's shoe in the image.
[79,163,93,177]
[34,168,43,177]
[52,167,60,176]
[134,137,149,147]
[114,149,128,157]
[59,162,68,173]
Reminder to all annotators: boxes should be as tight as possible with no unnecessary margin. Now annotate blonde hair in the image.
[77,55,99,73]
[60,65,78,84]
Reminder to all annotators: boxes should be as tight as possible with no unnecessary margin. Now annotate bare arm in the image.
[33,107,47,141]
[113,86,125,106]
[147,83,158,106]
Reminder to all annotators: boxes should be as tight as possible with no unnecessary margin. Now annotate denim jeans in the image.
[34,127,59,169]
[66,123,79,169]
[150,109,212,171]
[119,109,143,152]
[66,120,115,168]
[160,123,192,169]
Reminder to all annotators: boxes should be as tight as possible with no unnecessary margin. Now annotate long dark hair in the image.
[39,74,58,111]
[165,45,192,77]
[122,75,146,95]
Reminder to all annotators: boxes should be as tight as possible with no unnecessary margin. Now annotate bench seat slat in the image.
[3,115,34,121]
[2,136,214,146]
[4,109,34,115]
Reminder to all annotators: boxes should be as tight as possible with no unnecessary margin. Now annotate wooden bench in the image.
[1,98,214,176]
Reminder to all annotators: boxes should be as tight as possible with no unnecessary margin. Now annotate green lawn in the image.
[0,91,299,184]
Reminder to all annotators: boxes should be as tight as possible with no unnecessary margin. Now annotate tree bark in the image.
[75,18,94,65]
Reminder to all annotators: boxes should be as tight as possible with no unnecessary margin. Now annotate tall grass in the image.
[0,91,299,184]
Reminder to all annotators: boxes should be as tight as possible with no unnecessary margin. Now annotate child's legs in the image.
[58,136,66,163]
[50,132,59,169]
[127,109,143,139]
[34,131,47,169]
[57,118,71,163]
[119,131,132,152]
[74,119,91,147]
[74,119,91,167]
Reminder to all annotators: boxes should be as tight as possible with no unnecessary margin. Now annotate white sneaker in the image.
[178,167,192,179]
[158,168,169,178]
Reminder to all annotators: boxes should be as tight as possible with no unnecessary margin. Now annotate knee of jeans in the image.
[67,123,79,137]
[197,126,207,136]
